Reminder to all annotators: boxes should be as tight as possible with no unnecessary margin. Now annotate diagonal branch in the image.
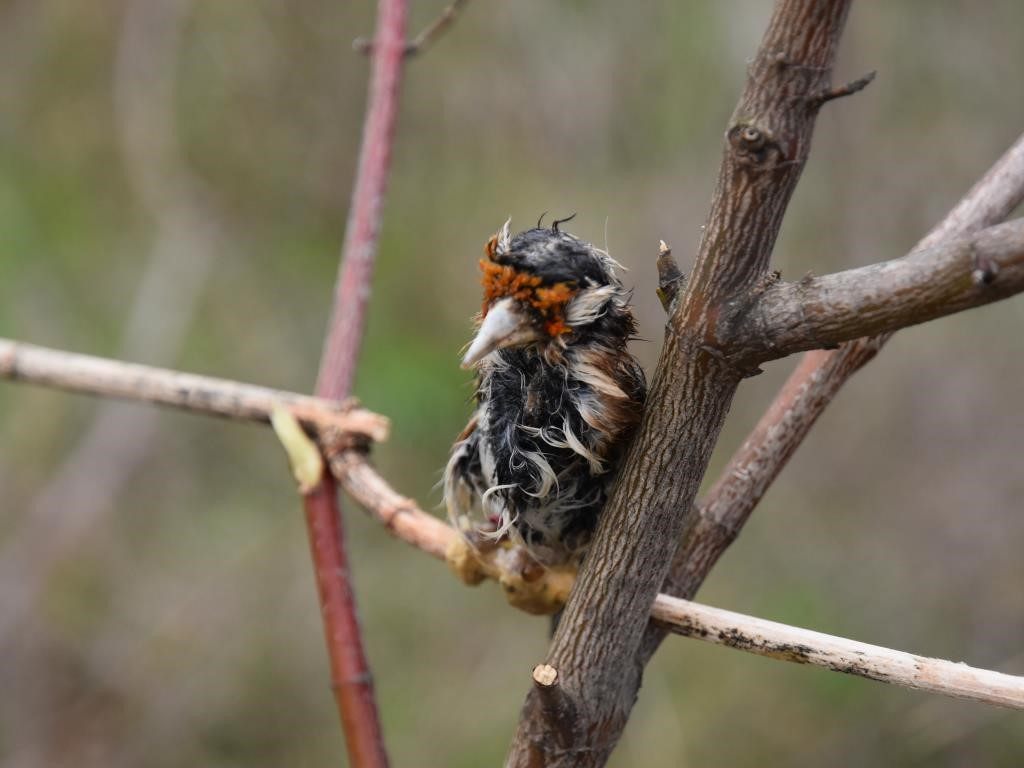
[738,217,1024,361]
[646,130,1024,662]
[675,132,1024,583]
[651,596,1024,709]
[662,340,882,599]
[353,0,470,58]
[508,2,856,764]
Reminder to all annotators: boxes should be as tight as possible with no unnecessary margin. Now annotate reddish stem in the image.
[303,1,408,765]
[303,474,388,767]
[317,0,408,400]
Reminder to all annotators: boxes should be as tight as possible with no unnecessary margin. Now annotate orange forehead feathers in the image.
[480,259,540,306]
[479,236,575,337]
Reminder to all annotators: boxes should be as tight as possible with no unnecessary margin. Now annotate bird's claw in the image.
[444,535,577,615]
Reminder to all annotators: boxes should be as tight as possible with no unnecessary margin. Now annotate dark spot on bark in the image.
[827,661,888,683]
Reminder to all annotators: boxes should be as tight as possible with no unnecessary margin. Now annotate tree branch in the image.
[644,131,1024,664]
[0,338,388,442]
[301,0,409,762]
[4,335,1023,712]
[661,340,882,601]
[317,1,407,402]
[508,3,855,764]
[651,596,1024,710]
[330,450,1024,712]
[738,217,1024,361]
[308,447,1024,712]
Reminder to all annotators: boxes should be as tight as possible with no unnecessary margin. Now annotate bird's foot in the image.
[444,535,577,615]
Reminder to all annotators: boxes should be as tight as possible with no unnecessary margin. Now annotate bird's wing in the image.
[443,413,482,532]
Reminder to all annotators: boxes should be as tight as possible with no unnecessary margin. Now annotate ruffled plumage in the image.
[444,222,646,566]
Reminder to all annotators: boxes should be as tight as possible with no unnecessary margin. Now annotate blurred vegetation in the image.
[1,1,1023,766]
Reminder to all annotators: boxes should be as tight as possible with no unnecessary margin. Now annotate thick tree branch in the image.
[0,338,388,442]
[738,218,1024,361]
[508,3,855,764]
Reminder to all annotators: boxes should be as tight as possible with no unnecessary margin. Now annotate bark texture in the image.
[737,218,1024,361]
[506,2,854,764]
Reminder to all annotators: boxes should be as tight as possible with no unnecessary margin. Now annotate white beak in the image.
[461,298,541,369]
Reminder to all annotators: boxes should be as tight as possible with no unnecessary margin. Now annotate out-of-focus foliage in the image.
[1,1,1023,766]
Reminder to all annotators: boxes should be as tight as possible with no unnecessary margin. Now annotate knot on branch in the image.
[971,244,1001,286]
[727,123,786,169]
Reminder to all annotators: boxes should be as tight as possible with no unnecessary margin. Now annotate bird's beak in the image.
[461,298,541,369]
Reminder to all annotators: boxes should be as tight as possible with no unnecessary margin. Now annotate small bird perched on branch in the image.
[444,217,646,566]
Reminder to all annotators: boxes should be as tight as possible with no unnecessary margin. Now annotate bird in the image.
[444,217,647,567]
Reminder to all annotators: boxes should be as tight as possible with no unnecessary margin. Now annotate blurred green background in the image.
[1,1,1023,765]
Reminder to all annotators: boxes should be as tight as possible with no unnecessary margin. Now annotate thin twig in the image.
[0,338,389,442]
[304,0,409,764]
[651,595,1024,710]
[317,0,407,402]
[807,70,876,106]
[354,0,469,58]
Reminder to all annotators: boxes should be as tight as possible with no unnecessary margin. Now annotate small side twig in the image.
[354,0,470,58]
[808,70,876,107]
[655,239,684,311]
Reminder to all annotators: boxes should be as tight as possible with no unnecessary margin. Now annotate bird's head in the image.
[461,217,633,368]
